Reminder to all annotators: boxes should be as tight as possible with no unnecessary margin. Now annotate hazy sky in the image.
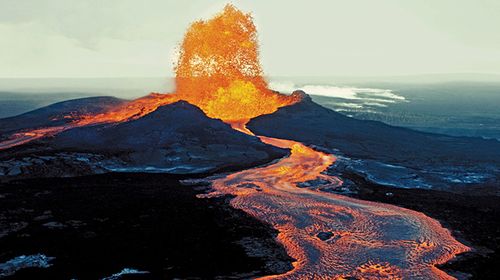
[1,0,500,78]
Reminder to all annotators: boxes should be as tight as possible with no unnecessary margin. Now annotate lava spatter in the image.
[175,4,298,122]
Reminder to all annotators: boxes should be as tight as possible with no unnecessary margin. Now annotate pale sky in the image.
[1,0,500,78]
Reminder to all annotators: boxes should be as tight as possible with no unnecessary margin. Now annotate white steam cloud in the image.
[269,81,407,111]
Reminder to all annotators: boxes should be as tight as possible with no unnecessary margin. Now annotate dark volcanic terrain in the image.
[344,173,500,279]
[1,92,500,279]
[0,173,293,279]
[249,92,500,168]
[0,101,287,179]
[249,92,500,192]
[0,96,126,138]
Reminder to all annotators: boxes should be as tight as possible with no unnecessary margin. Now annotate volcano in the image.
[0,101,287,178]
[1,4,498,280]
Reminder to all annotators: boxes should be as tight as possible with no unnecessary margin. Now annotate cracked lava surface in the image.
[206,124,470,279]
[0,5,470,279]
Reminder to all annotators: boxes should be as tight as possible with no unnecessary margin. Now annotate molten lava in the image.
[0,4,297,151]
[0,4,470,279]
[206,129,469,279]
[81,4,298,126]
[79,4,298,128]
[175,4,297,123]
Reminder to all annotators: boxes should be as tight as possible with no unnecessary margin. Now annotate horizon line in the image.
[1,72,500,80]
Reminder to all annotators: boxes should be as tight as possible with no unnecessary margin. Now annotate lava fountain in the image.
[175,4,298,126]
[77,4,298,127]
[0,5,297,150]
[0,4,469,279]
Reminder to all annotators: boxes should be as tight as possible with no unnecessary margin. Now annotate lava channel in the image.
[0,5,471,279]
[204,125,470,280]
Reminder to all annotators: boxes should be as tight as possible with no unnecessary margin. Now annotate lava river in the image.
[0,5,470,278]
[206,125,470,279]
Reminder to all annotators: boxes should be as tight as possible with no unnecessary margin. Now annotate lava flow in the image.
[207,127,470,279]
[0,4,470,279]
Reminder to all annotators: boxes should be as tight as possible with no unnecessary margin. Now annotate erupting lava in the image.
[175,5,298,124]
[0,4,297,150]
[0,4,470,279]
[78,4,298,126]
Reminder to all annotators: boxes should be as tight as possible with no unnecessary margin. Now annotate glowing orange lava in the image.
[0,5,470,280]
[76,93,181,126]
[175,4,298,122]
[206,126,470,279]
[76,4,298,127]
[78,5,298,126]
[0,4,297,150]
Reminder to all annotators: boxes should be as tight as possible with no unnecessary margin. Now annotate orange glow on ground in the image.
[76,93,181,126]
[206,125,470,279]
[0,126,69,150]
[0,5,470,279]
[356,261,403,279]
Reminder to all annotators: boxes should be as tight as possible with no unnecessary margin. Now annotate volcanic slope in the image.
[0,101,287,178]
[0,96,126,137]
[248,92,500,190]
[0,96,127,150]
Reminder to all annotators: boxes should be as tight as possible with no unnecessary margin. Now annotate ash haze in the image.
[1,0,500,78]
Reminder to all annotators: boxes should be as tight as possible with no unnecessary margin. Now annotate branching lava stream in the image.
[207,123,470,279]
[0,5,470,279]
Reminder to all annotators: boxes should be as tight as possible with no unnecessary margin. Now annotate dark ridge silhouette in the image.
[0,96,126,137]
[0,101,287,179]
[247,91,500,192]
[249,91,500,168]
